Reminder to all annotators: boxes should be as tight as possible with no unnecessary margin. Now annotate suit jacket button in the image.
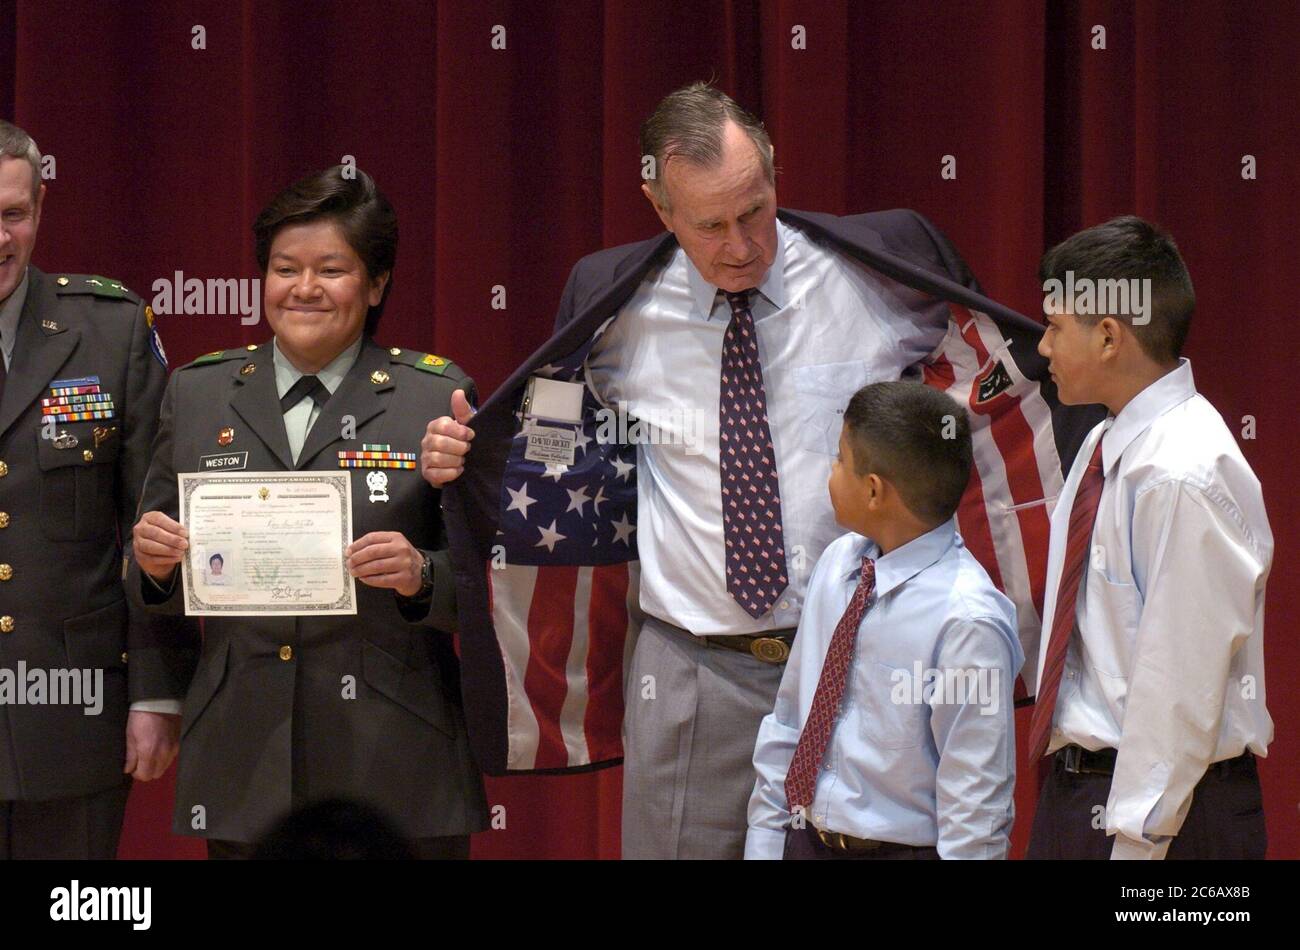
[279,645,293,661]
[0,512,9,528]
[83,449,94,463]
[0,616,13,633]
[0,564,12,581]
[0,461,8,477]
[121,652,129,664]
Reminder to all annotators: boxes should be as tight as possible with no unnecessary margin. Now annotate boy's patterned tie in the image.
[1027,438,1106,761]
[720,290,788,618]
[784,556,877,812]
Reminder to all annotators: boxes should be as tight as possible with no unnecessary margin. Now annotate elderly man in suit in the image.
[0,120,193,859]
[129,166,488,858]
[424,83,1092,859]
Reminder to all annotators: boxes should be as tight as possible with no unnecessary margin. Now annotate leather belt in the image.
[813,827,924,854]
[1057,745,1255,778]
[704,632,794,664]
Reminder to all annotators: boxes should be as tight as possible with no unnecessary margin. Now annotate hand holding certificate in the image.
[179,472,357,616]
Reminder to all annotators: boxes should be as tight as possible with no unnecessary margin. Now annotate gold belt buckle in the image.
[750,636,791,664]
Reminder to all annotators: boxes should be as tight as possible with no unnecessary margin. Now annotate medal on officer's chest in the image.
[337,443,412,502]
[42,376,116,424]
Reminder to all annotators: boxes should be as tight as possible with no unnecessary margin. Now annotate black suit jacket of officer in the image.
[0,266,195,801]
[127,335,489,843]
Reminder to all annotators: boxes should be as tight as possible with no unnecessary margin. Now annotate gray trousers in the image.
[621,615,786,859]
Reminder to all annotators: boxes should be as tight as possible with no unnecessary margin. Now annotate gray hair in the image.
[639,82,774,209]
[0,120,42,202]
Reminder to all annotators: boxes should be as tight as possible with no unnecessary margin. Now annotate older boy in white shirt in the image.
[1029,216,1272,860]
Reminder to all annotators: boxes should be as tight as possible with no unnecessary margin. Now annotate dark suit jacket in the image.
[0,266,194,800]
[444,207,1104,775]
[128,337,488,842]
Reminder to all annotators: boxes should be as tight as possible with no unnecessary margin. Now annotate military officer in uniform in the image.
[0,121,195,859]
[129,166,489,858]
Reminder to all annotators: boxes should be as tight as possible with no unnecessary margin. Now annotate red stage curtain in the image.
[2,0,1294,859]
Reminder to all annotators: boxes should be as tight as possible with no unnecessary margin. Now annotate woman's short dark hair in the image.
[253,166,398,336]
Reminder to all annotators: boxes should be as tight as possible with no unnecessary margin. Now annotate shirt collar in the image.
[271,334,364,400]
[0,267,31,362]
[846,517,958,600]
[1101,358,1197,474]
[685,219,787,320]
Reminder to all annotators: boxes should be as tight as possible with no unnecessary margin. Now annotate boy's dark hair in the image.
[209,553,223,566]
[842,381,972,525]
[253,166,397,336]
[1038,215,1195,363]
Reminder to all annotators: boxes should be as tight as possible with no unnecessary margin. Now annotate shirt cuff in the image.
[1110,832,1172,860]
[129,699,183,716]
[744,826,787,860]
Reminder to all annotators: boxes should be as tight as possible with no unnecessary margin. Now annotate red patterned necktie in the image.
[785,556,877,813]
[720,290,788,618]
[1027,437,1107,760]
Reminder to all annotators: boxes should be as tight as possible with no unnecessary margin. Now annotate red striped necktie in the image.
[1027,437,1107,760]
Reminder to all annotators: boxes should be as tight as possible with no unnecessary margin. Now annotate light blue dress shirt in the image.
[586,219,949,635]
[746,519,1023,859]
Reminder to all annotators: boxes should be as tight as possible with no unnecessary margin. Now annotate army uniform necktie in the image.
[280,374,330,463]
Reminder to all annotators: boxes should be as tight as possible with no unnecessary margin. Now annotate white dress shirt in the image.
[586,220,948,635]
[1034,359,1273,859]
[746,520,1022,859]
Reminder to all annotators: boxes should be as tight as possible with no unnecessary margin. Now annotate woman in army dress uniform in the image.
[129,167,488,859]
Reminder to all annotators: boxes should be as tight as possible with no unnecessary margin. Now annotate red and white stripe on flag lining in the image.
[923,304,1064,696]
[488,561,638,771]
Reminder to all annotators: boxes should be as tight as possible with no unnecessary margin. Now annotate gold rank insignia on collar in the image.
[240,363,256,376]
[370,370,390,385]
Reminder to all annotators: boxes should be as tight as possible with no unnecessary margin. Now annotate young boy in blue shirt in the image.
[746,381,1022,859]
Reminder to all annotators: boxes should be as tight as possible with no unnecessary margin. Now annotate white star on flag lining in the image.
[535,520,566,552]
[506,482,536,518]
[610,512,635,546]
[565,486,591,515]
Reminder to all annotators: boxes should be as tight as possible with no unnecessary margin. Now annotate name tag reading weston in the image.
[179,472,357,616]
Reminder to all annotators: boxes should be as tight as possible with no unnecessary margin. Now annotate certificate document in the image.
[179,471,357,616]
